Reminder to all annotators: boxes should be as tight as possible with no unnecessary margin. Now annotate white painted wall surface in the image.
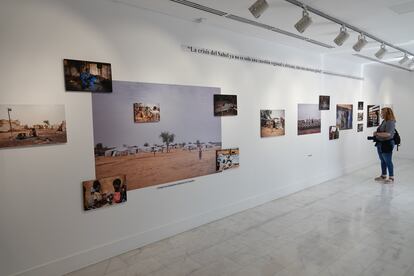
[0,1,407,275]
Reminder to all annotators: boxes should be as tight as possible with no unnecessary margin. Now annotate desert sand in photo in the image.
[261,127,285,137]
[0,130,67,148]
[95,147,219,190]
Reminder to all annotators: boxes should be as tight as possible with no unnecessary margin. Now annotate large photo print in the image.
[92,81,222,190]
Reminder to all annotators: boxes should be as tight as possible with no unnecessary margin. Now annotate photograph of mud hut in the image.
[92,81,222,190]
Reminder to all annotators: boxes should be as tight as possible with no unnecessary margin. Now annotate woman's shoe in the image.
[374,175,387,181]
[383,178,394,184]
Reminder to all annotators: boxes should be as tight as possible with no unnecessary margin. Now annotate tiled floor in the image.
[67,159,414,276]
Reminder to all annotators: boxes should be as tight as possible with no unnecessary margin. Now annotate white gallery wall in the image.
[0,0,411,275]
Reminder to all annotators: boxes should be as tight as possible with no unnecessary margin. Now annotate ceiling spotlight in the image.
[375,43,387,59]
[294,8,312,33]
[408,58,414,69]
[352,34,368,52]
[399,53,410,65]
[248,0,269,19]
[333,25,349,46]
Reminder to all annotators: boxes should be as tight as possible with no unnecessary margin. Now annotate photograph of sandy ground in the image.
[96,148,218,190]
[0,105,66,149]
[261,127,285,137]
[92,81,221,190]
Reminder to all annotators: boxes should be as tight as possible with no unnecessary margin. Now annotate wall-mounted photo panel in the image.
[336,104,353,130]
[133,103,160,123]
[358,112,364,121]
[0,105,67,149]
[216,148,239,171]
[357,123,363,132]
[214,94,237,116]
[92,81,222,190]
[358,101,364,110]
[83,175,127,211]
[319,95,330,110]
[298,104,321,135]
[367,105,380,128]
[329,126,339,140]
[260,109,285,137]
[63,59,112,93]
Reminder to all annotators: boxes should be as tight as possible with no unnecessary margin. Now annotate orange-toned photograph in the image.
[260,109,285,137]
[216,148,239,171]
[133,103,160,123]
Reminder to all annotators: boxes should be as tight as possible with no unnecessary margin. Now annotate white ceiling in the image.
[113,0,414,66]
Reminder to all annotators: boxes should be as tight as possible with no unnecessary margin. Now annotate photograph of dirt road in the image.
[92,81,222,190]
[0,105,66,149]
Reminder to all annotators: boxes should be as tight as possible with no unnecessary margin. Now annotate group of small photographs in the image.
[260,109,285,137]
[0,104,67,149]
[133,103,160,123]
[82,175,127,211]
[336,104,353,130]
[319,95,330,110]
[216,148,239,172]
[64,59,112,93]
[298,104,321,136]
[214,94,237,116]
[329,126,339,140]
[357,101,364,133]
[367,105,380,128]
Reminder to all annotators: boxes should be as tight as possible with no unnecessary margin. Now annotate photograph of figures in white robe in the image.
[92,81,222,190]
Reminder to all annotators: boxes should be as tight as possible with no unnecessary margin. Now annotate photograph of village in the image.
[297,104,321,135]
[260,109,285,137]
[83,175,127,211]
[358,112,364,121]
[319,95,330,110]
[336,104,353,130]
[216,148,240,171]
[64,59,112,93]
[214,94,238,116]
[0,105,67,149]
[133,103,160,123]
[367,105,380,127]
[92,81,222,190]
[329,126,339,140]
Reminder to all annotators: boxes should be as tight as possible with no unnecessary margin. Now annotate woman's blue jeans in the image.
[376,141,395,177]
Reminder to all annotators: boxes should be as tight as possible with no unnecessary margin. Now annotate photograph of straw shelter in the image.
[92,81,222,190]
[260,109,285,137]
[367,105,380,127]
[214,94,237,116]
[63,59,112,93]
[0,105,67,149]
[216,148,239,171]
[297,104,321,135]
[336,104,353,130]
[83,175,127,211]
[133,103,160,123]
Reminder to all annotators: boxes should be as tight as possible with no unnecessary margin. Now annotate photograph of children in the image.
[367,105,380,128]
[260,109,285,137]
[214,95,237,116]
[63,59,112,93]
[358,112,364,121]
[357,123,363,132]
[329,126,339,140]
[216,148,239,171]
[336,104,353,130]
[133,103,160,123]
[82,175,127,211]
[92,81,222,190]
[297,104,321,135]
[319,95,330,110]
[358,101,364,110]
[0,105,67,149]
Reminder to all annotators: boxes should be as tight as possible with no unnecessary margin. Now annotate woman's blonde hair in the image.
[381,107,396,121]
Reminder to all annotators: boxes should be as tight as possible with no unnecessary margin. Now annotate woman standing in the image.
[374,107,396,184]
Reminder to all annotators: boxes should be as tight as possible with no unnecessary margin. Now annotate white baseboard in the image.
[13,158,376,276]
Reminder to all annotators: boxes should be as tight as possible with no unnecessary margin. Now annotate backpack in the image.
[394,129,401,151]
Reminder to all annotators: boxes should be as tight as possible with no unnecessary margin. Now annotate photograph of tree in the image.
[0,105,66,149]
[92,81,222,190]
[63,59,112,93]
[297,104,321,135]
[336,104,353,130]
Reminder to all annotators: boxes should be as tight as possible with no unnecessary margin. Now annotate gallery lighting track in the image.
[283,0,414,60]
[353,54,414,72]
[169,0,334,49]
